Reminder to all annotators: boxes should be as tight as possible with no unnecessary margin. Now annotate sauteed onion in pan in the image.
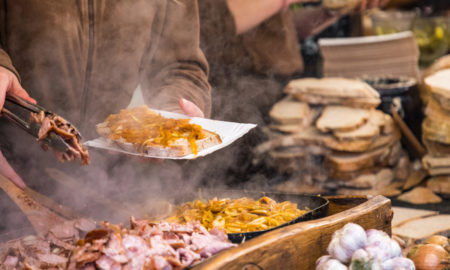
[166,196,307,233]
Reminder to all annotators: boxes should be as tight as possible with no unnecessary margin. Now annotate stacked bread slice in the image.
[258,77,407,195]
[420,69,450,198]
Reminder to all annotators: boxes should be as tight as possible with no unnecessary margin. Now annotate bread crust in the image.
[333,110,388,141]
[269,96,310,125]
[285,78,380,109]
[316,106,372,133]
[325,143,391,173]
[96,122,222,157]
[422,116,450,144]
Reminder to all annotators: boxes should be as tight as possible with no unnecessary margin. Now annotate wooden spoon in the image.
[0,173,67,236]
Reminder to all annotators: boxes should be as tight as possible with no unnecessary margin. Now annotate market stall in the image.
[0,0,450,269]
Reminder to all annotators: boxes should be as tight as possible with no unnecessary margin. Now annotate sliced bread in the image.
[329,166,382,181]
[427,176,450,196]
[254,125,399,155]
[422,154,450,169]
[333,110,388,140]
[97,123,222,157]
[422,116,450,144]
[424,97,450,121]
[424,69,450,110]
[423,138,450,157]
[96,106,222,157]
[316,106,371,132]
[285,77,380,108]
[325,143,391,173]
[269,96,310,125]
[397,187,442,205]
[391,207,438,228]
[393,214,450,240]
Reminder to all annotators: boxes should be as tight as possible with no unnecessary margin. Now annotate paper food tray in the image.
[84,109,257,159]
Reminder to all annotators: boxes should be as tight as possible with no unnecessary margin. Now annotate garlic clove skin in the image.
[351,249,370,262]
[327,223,367,264]
[369,259,383,270]
[328,237,353,263]
[349,249,371,270]
[366,229,390,246]
[364,231,401,261]
[365,244,391,262]
[388,239,402,259]
[316,255,332,268]
[382,257,416,270]
[341,224,367,251]
[316,257,348,270]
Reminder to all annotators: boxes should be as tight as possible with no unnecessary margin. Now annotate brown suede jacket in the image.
[199,0,303,78]
[0,0,211,138]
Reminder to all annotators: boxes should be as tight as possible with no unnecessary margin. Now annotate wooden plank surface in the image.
[193,195,392,270]
[391,206,438,228]
[393,214,450,240]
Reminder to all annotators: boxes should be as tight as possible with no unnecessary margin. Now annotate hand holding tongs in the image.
[1,93,77,153]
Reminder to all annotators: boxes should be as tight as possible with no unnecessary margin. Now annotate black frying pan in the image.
[175,189,329,243]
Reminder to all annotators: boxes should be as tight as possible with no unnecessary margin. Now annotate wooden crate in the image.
[193,195,393,270]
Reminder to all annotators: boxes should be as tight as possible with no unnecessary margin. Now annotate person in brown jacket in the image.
[0,0,211,189]
[195,0,388,186]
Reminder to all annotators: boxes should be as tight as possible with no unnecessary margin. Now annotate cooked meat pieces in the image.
[0,235,70,270]
[0,218,96,269]
[1,218,232,270]
[69,217,236,270]
[30,111,90,165]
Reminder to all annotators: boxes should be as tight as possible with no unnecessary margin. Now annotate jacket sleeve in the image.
[199,0,236,40]
[0,2,20,81]
[198,0,248,72]
[141,0,211,117]
[0,49,20,81]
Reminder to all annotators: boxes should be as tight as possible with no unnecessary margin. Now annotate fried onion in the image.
[166,197,307,234]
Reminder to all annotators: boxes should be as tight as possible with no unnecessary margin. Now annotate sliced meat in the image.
[30,111,90,165]
[71,218,236,269]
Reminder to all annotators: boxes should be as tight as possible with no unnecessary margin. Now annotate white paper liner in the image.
[84,109,257,159]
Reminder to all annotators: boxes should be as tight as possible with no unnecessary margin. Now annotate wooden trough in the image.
[193,195,393,270]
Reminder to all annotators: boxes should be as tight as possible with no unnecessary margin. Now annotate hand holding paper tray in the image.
[84,107,256,160]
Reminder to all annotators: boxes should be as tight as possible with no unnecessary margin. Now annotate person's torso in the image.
[1,0,164,138]
[199,1,303,80]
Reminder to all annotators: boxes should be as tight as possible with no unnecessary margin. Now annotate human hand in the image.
[0,66,36,111]
[357,0,390,12]
[178,98,204,118]
[0,149,26,189]
[282,0,320,11]
[289,0,320,4]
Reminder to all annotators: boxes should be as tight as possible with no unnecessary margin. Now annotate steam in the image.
[0,0,286,243]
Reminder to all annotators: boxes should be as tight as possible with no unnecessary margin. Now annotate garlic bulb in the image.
[316,255,348,270]
[327,223,367,263]
[317,223,414,270]
[349,249,383,270]
[382,257,416,270]
[351,249,370,262]
[366,229,390,246]
[365,244,392,262]
[365,229,401,261]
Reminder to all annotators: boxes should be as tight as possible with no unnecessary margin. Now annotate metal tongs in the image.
[1,94,78,153]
